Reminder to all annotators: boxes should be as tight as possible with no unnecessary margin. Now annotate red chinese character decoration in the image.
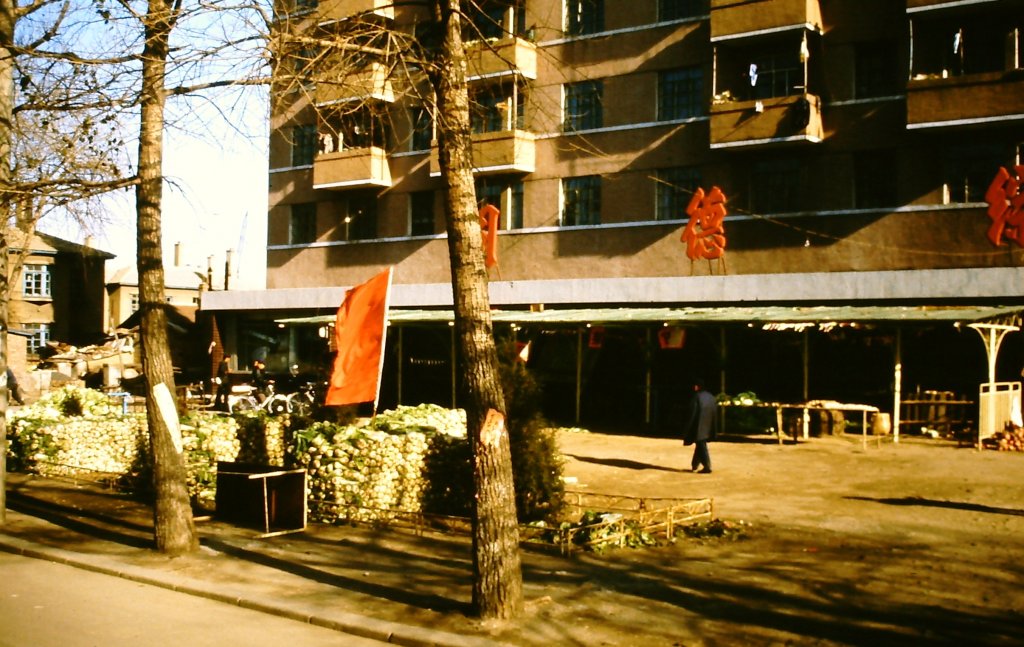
[478,203,500,269]
[682,186,728,261]
[985,166,1024,247]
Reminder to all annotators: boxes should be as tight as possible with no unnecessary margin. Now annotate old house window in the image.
[22,264,51,298]
[25,323,50,356]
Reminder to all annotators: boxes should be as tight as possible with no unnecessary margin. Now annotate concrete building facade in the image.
[205,0,1024,431]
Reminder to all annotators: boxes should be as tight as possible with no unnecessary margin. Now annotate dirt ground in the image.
[4,429,1024,646]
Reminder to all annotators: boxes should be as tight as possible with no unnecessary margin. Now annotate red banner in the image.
[325,267,393,407]
[479,204,500,268]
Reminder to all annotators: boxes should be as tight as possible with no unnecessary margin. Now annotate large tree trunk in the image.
[431,0,523,620]
[0,0,15,526]
[137,0,197,554]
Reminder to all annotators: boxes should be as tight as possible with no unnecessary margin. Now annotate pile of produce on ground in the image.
[290,404,467,524]
[986,424,1024,451]
[7,389,569,533]
[4,385,273,504]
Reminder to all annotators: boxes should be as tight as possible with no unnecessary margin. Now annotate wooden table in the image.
[720,401,880,447]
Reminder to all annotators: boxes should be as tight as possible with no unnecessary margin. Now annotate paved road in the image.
[0,553,388,647]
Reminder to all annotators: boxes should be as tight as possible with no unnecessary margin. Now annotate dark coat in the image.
[683,389,718,445]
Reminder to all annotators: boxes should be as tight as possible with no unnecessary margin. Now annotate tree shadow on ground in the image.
[5,491,153,549]
[203,537,472,615]
[846,495,1024,517]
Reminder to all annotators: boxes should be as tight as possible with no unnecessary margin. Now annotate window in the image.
[24,323,50,356]
[750,158,801,213]
[659,67,703,120]
[749,50,802,100]
[468,1,526,40]
[854,43,899,99]
[290,203,317,244]
[22,264,51,298]
[410,191,435,236]
[944,144,1004,204]
[659,0,707,22]
[471,86,524,134]
[475,180,524,229]
[291,124,317,166]
[656,167,702,220]
[345,192,377,240]
[566,0,603,36]
[562,176,601,226]
[410,107,433,151]
[564,80,603,132]
[854,153,898,209]
[130,292,139,313]
[913,17,1013,77]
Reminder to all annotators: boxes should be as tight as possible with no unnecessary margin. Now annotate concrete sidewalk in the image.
[0,473,510,646]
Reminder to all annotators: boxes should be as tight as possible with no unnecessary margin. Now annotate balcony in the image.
[466,37,538,81]
[317,0,392,23]
[315,62,394,105]
[313,146,391,189]
[710,93,823,149]
[429,130,536,177]
[907,71,1024,129]
[710,0,821,41]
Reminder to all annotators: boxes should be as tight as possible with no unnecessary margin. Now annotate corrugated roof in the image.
[276,305,1024,328]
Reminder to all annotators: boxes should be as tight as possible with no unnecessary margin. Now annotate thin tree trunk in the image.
[0,0,15,526]
[137,0,197,554]
[431,0,523,620]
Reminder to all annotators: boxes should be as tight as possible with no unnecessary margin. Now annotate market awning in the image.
[276,305,1024,328]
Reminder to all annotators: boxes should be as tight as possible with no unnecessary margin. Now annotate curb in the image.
[0,533,505,647]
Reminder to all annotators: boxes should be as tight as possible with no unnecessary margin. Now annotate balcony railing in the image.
[313,146,391,189]
[907,72,1024,129]
[315,61,394,105]
[317,0,392,23]
[430,129,536,176]
[466,37,538,81]
[710,93,823,149]
[710,0,821,41]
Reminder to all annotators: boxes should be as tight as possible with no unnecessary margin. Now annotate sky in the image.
[42,123,269,291]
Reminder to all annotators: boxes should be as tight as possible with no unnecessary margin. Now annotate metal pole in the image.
[576,329,583,424]
[893,328,902,444]
[644,328,652,427]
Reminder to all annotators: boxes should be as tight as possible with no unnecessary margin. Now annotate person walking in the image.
[683,378,718,473]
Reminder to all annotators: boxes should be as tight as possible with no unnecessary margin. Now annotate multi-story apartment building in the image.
[205,0,1024,431]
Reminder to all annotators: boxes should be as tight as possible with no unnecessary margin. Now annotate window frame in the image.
[564,80,603,132]
[566,0,603,37]
[289,203,318,245]
[656,167,702,221]
[658,67,704,121]
[750,158,802,214]
[410,191,436,236]
[290,124,317,166]
[658,0,707,22]
[562,175,601,226]
[22,263,52,298]
[24,323,50,356]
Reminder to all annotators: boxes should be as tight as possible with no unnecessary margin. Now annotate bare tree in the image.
[267,0,524,617]
[0,0,132,524]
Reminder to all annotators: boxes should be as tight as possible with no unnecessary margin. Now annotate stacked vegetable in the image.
[289,404,467,523]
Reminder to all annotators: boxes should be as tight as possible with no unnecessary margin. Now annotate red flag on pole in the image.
[325,267,393,408]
